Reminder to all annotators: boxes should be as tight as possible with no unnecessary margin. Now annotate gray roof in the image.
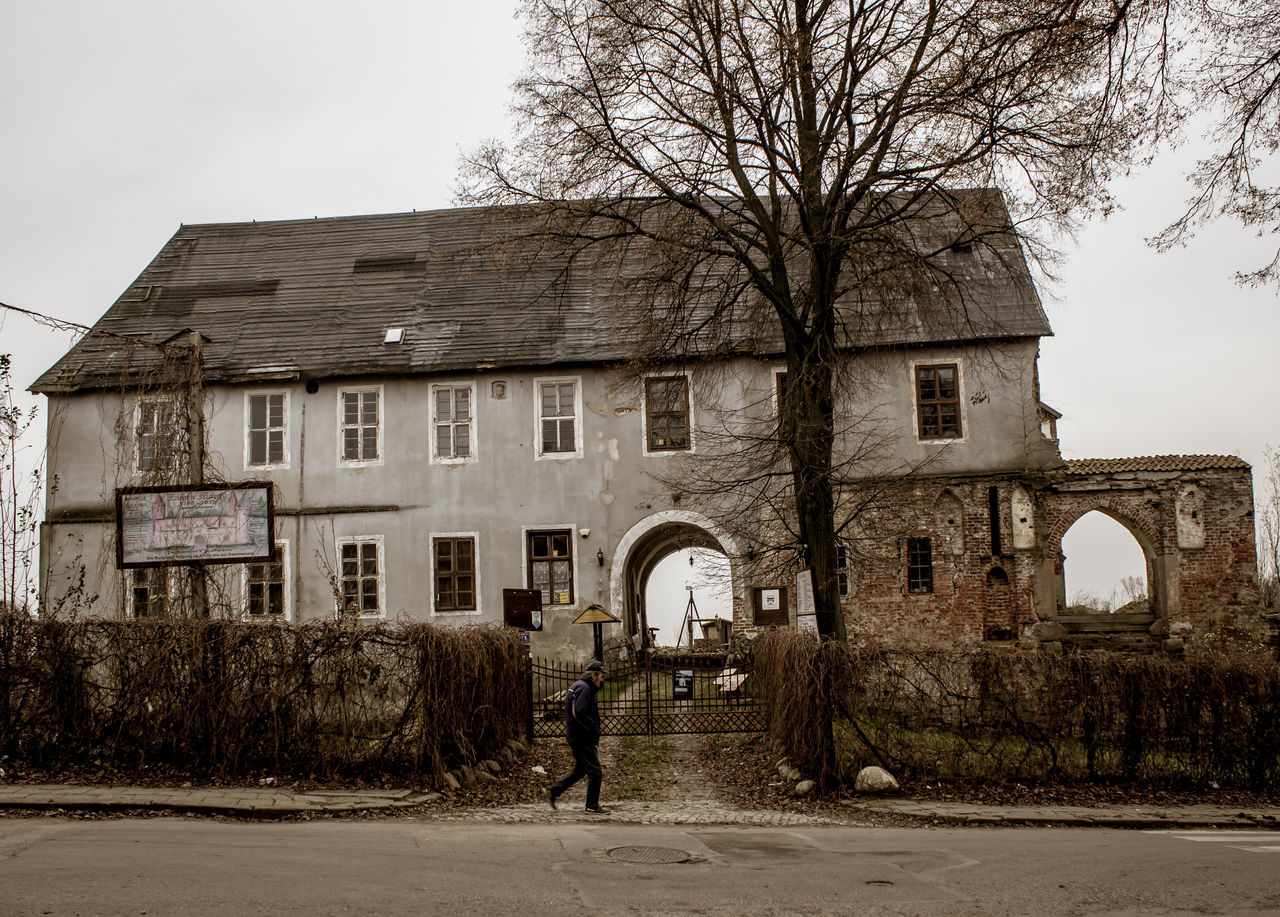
[32,192,1050,393]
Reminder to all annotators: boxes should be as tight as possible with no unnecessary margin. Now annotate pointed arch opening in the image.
[1058,510,1153,614]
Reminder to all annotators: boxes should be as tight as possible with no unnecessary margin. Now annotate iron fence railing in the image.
[528,653,764,738]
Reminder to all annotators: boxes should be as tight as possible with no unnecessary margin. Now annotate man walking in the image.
[545,659,610,814]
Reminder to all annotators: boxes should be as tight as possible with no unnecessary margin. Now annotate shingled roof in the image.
[32,191,1050,393]
[1065,455,1251,474]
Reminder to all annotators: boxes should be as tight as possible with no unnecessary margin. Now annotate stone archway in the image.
[1047,505,1162,618]
[608,511,742,649]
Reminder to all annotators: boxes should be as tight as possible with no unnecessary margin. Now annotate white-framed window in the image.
[245,391,288,469]
[127,566,170,618]
[338,387,383,464]
[910,359,967,443]
[337,536,385,618]
[134,396,180,474]
[432,533,479,615]
[642,373,694,455]
[431,383,475,462]
[534,377,583,459]
[244,540,289,621]
[524,526,576,606]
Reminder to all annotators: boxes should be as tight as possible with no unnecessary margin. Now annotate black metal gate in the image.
[528,653,765,738]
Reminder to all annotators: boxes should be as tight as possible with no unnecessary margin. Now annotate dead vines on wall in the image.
[0,615,528,780]
[754,630,1280,789]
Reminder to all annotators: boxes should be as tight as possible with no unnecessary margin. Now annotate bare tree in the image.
[1257,446,1280,611]
[465,0,1163,639]
[1,355,42,615]
[1152,0,1280,286]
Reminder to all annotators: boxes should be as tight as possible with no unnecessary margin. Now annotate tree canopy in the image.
[465,0,1168,639]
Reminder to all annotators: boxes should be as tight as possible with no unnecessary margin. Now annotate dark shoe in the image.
[543,786,557,810]
[585,804,611,814]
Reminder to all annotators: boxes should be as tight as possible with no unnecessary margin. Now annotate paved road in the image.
[2,817,1278,916]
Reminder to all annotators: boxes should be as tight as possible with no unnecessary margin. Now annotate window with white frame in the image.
[644,375,691,452]
[128,567,169,618]
[432,384,474,461]
[536,379,579,456]
[245,542,288,619]
[836,543,849,596]
[433,535,477,613]
[338,538,383,616]
[339,388,381,463]
[246,392,287,468]
[135,397,179,474]
[527,529,574,605]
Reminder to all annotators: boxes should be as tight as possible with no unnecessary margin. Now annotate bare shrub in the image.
[755,632,1280,790]
[0,614,527,780]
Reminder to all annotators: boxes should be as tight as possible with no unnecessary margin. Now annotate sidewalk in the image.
[0,784,442,818]
[1,783,1278,828]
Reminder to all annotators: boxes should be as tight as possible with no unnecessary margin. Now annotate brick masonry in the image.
[732,456,1262,650]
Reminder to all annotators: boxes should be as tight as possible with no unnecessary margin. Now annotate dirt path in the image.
[598,733,725,804]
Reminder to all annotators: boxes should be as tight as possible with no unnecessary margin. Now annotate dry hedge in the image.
[0,616,528,780]
[754,630,1280,789]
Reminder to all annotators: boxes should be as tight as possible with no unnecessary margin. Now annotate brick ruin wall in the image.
[739,465,1262,649]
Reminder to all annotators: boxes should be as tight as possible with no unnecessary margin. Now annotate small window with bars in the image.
[432,385,473,460]
[915,364,962,440]
[907,537,934,594]
[339,539,382,616]
[246,544,287,619]
[434,537,477,612]
[528,529,574,605]
[339,389,381,463]
[247,392,287,467]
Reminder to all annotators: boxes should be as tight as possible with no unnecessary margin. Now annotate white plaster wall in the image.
[39,342,1059,652]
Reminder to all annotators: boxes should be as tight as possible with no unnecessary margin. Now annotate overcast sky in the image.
[2,1,1276,625]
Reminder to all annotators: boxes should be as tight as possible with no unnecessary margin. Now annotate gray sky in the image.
[3,1,1276,618]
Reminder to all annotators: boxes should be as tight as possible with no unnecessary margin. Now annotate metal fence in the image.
[528,653,765,738]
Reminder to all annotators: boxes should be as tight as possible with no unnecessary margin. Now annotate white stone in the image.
[854,766,899,794]
[794,780,816,796]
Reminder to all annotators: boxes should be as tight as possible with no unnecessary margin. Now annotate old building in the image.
[32,194,1260,659]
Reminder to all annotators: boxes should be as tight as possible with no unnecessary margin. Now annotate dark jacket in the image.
[564,675,601,746]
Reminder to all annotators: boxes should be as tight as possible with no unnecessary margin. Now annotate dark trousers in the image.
[550,741,602,808]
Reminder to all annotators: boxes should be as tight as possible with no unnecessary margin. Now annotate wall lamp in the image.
[597,549,605,567]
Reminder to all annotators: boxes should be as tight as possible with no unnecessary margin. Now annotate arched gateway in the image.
[608,510,743,650]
